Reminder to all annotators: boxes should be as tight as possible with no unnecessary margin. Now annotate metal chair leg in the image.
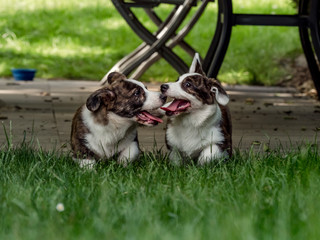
[202,7,223,74]
[108,0,192,76]
[118,0,199,76]
[309,0,320,58]
[205,0,233,79]
[299,0,320,99]
[144,8,198,58]
[131,0,210,79]
[101,4,181,84]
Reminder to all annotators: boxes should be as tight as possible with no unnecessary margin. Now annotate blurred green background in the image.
[0,0,301,84]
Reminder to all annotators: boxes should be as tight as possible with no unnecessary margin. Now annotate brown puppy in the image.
[71,72,166,168]
[160,53,232,165]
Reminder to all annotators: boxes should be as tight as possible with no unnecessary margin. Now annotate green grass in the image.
[1,136,320,239]
[0,0,301,84]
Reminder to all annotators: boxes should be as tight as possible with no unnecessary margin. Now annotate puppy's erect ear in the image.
[107,72,126,85]
[189,53,205,76]
[86,88,115,112]
[210,80,229,106]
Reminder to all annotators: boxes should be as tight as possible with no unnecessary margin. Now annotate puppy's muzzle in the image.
[161,84,169,93]
[160,94,167,103]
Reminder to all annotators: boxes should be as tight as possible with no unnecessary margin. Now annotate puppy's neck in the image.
[174,104,221,128]
[107,111,136,129]
[83,106,136,134]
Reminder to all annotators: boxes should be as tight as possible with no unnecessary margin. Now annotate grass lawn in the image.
[0,0,301,84]
[1,139,320,239]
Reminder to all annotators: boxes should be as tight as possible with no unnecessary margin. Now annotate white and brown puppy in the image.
[71,72,166,168]
[160,53,232,165]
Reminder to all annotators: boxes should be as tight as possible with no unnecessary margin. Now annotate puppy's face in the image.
[160,53,229,116]
[86,72,167,126]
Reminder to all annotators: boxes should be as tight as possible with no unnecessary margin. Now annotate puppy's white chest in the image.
[167,125,200,154]
[167,123,221,155]
[86,126,135,157]
[82,109,136,157]
[166,107,224,156]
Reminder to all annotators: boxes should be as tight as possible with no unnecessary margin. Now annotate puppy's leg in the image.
[168,148,183,166]
[118,141,140,166]
[73,158,96,169]
[197,144,225,165]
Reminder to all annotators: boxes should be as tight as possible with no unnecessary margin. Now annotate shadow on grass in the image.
[0,5,142,79]
[0,2,301,83]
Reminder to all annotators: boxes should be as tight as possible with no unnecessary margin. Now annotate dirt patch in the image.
[278,55,318,99]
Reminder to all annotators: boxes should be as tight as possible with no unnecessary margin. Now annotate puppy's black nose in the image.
[160,94,167,103]
[161,84,169,93]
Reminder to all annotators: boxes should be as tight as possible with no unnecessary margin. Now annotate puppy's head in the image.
[160,53,229,116]
[86,72,166,126]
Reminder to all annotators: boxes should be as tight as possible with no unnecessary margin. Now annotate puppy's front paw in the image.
[168,150,183,166]
[117,141,140,167]
[197,145,227,165]
[73,158,96,169]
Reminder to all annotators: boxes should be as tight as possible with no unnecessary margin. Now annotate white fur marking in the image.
[82,108,136,158]
[73,158,96,169]
[118,141,140,166]
[167,105,224,158]
[197,144,225,165]
[178,73,202,83]
[126,79,164,110]
[165,73,203,109]
[126,78,146,89]
[189,53,201,73]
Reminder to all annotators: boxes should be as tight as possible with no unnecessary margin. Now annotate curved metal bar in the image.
[144,8,197,57]
[113,0,196,76]
[202,10,222,73]
[109,0,190,76]
[131,0,209,79]
[299,0,320,99]
[115,5,184,73]
[101,43,149,84]
[203,0,231,75]
[145,6,179,32]
[309,0,320,59]
[106,0,320,98]
[168,0,209,51]
[206,0,233,78]
[129,0,186,5]
[101,5,182,84]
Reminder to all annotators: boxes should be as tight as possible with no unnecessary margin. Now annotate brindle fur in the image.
[71,72,146,161]
[86,74,147,119]
[217,105,232,157]
[71,106,99,159]
[162,53,232,163]
[109,80,146,118]
[180,75,232,156]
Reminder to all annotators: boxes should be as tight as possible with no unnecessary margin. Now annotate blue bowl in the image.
[11,69,37,81]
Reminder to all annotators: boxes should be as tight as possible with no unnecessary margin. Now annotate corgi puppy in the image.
[71,72,167,167]
[160,54,232,165]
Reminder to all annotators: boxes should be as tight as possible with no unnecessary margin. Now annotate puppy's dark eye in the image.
[134,89,141,96]
[185,82,192,88]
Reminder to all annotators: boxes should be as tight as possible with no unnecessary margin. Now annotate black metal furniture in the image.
[103,0,320,99]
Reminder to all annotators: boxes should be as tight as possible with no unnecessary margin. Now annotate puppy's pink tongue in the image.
[160,99,190,112]
[137,111,163,123]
